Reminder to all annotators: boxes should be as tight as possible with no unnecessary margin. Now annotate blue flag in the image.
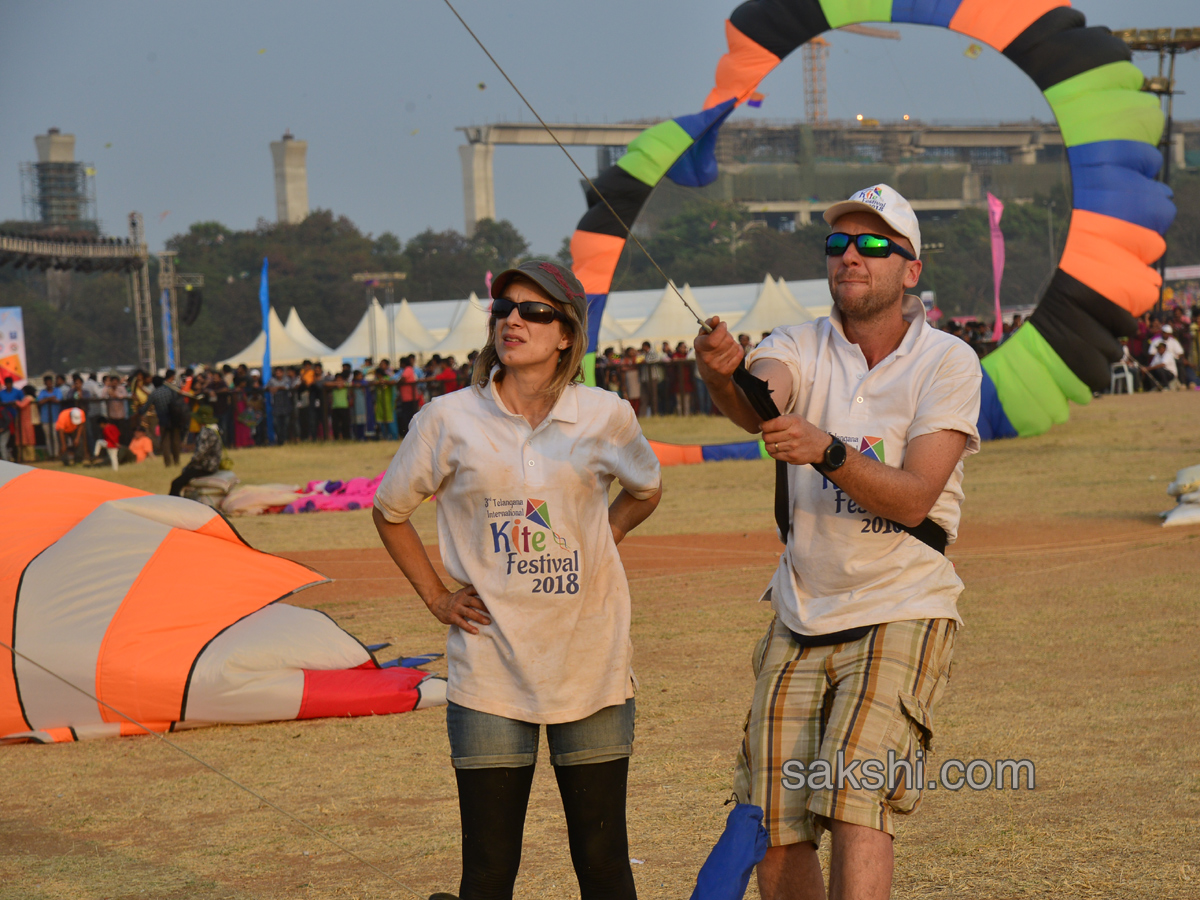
[260,257,275,444]
[160,289,175,370]
[259,257,271,374]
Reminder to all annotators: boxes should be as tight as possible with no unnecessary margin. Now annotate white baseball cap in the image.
[823,184,922,258]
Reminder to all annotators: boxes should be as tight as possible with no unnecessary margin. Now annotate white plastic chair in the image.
[1110,362,1134,394]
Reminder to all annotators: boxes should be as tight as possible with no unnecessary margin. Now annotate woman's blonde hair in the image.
[472,275,588,400]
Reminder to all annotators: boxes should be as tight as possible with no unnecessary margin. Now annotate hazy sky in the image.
[1,0,1196,255]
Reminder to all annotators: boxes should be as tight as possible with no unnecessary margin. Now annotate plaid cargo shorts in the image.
[732,614,955,845]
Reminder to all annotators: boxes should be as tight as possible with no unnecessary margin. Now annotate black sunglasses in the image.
[490,296,571,326]
[825,232,916,261]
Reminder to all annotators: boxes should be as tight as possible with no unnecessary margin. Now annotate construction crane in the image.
[803,25,902,124]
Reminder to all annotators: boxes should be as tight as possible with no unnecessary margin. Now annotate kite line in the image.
[439,0,711,333]
[0,637,425,900]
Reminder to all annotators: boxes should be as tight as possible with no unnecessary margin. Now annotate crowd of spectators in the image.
[4,299,1197,466]
[1126,305,1199,390]
[0,353,480,465]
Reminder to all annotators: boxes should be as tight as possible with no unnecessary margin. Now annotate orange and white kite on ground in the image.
[0,461,446,744]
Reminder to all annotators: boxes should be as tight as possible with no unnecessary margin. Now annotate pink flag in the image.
[987,192,1005,342]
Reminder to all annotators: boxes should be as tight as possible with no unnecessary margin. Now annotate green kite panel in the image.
[981,325,1083,436]
[1044,61,1164,148]
[818,0,893,29]
[616,120,695,187]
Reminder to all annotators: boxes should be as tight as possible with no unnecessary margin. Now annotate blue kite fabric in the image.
[690,803,769,900]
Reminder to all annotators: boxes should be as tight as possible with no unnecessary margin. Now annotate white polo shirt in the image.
[374,378,661,724]
[747,295,981,636]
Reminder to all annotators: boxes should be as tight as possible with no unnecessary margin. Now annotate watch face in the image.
[827,439,847,468]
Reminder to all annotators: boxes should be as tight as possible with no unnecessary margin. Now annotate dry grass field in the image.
[4,393,1199,899]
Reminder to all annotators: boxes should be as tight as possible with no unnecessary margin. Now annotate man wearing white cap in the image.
[696,184,981,900]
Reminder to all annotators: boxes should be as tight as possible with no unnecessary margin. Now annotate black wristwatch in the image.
[815,434,847,474]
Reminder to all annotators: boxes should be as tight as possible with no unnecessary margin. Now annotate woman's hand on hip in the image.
[426,584,491,635]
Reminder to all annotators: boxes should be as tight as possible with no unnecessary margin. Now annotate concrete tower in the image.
[35,127,75,164]
[459,142,495,237]
[270,131,309,225]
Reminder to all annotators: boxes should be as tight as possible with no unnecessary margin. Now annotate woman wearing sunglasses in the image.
[374,259,662,900]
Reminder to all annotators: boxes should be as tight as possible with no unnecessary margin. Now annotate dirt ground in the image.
[3,393,1199,899]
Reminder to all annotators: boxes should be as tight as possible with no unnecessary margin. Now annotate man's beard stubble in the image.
[829,265,907,324]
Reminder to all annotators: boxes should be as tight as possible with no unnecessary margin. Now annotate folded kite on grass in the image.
[0,461,445,744]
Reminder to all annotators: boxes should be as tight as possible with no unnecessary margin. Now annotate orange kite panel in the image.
[195,514,244,545]
[1058,209,1165,316]
[648,441,705,466]
[704,20,782,110]
[570,231,627,295]
[0,470,144,738]
[96,529,324,725]
[950,0,1071,52]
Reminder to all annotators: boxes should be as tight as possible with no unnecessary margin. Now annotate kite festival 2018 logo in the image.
[486,496,578,595]
[853,185,887,213]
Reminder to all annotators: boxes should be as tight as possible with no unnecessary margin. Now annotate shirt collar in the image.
[486,368,579,425]
[828,294,927,360]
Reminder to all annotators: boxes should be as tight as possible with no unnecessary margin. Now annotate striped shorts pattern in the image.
[732,615,955,845]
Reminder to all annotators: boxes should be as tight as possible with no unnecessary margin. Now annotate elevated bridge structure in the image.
[0,214,157,371]
[457,119,1199,234]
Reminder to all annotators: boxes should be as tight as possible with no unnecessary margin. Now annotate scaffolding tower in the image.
[1115,26,1200,306]
[802,37,829,125]
[19,161,98,232]
[157,251,204,369]
[127,213,156,373]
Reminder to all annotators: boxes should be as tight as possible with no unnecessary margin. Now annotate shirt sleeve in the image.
[373,407,444,523]
[908,341,982,456]
[745,326,806,414]
[609,400,661,500]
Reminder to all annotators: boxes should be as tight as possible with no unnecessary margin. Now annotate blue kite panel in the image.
[586,293,607,353]
[890,0,963,27]
[977,366,1018,441]
[701,440,765,462]
[673,98,737,140]
[1068,140,1177,235]
[689,803,768,900]
[667,100,737,188]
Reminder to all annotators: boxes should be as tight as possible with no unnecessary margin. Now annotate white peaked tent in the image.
[392,298,437,352]
[219,307,338,368]
[429,292,491,360]
[599,311,631,345]
[785,277,833,319]
[731,275,815,338]
[283,307,334,356]
[334,298,431,361]
[625,283,708,347]
[333,297,390,360]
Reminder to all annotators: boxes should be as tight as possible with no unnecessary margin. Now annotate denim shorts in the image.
[446,699,636,769]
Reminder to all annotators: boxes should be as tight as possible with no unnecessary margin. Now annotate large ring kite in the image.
[569,0,1176,439]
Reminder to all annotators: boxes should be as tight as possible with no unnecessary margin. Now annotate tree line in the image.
[3,170,1197,371]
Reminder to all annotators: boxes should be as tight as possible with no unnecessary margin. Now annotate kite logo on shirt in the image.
[859,436,885,464]
[526,498,569,549]
[526,499,551,528]
[488,497,570,553]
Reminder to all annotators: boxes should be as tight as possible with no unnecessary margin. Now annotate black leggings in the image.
[455,758,636,900]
